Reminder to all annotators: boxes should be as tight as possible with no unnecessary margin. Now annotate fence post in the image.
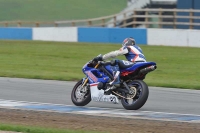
[173,9,177,29]
[88,21,92,27]
[133,10,137,28]
[145,9,149,28]
[113,16,116,27]
[102,19,105,27]
[35,22,40,27]
[4,22,8,27]
[17,22,21,27]
[189,8,193,29]
[158,8,162,28]
[72,22,75,27]
[123,13,126,28]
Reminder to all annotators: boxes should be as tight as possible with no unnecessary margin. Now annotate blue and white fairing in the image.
[82,62,120,104]
[82,62,110,84]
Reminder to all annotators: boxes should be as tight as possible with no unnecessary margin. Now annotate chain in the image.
[112,87,137,100]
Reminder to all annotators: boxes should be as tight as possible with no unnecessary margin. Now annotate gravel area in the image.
[0,108,200,133]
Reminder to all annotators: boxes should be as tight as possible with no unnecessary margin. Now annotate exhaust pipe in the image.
[139,65,157,74]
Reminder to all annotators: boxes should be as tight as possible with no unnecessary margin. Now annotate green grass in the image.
[0,123,103,133]
[143,46,200,89]
[0,40,200,90]
[0,0,126,21]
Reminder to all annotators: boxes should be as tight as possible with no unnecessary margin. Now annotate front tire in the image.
[121,80,149,110]
[71,79,91,106]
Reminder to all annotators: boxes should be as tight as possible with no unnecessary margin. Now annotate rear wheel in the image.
[121,80,149,110]
[71,79,91,106]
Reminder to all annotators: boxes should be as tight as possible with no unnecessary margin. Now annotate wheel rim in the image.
[124,83,142,105]
[74,83,89,102]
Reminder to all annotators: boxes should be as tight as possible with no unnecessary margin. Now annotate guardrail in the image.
[0,8,200,29]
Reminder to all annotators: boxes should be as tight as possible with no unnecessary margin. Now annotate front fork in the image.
[81,78,88,87]
[81,77,89,87]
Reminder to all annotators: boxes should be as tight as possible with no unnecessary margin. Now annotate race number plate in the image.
[90,83,119,104]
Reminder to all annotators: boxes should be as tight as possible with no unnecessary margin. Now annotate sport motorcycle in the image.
[71,55,157,110]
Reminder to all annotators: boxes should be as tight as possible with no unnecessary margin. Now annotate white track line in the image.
[0,99,200,123]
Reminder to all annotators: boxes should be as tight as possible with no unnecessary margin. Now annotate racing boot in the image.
[104,65,120,93]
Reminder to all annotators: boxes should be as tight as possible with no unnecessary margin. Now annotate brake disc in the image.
[127,86,137,99]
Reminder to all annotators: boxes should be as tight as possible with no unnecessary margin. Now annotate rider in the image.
[93,37,146,91]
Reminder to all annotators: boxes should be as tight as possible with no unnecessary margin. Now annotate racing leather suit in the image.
[102,45,146,62]
[102,45,146,88]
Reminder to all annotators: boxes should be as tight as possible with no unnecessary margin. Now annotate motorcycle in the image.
[71,55,157,110]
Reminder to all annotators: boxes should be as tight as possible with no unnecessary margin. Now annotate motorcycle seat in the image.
[110,59,135,69]
[118,60,135,69]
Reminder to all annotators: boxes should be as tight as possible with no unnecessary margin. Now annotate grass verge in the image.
[0,123,102,133]
[0,40,199,89]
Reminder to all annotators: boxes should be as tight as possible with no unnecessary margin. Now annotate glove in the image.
[93,55,103,62]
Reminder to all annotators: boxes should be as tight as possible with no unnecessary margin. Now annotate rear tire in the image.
[71,79,91,106]
[121,80,149,110]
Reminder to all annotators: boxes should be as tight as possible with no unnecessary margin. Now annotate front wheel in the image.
[121,80,149,110]
[71,79,91,106]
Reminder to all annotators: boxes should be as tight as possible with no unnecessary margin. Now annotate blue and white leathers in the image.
[102,45,146,63]
[124,45,146,62]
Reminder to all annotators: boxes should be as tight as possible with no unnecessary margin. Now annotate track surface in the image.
[1,77,200,133]
[0,77,200,115]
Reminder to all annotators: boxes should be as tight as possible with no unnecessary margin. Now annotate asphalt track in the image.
[0,77,200,115]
